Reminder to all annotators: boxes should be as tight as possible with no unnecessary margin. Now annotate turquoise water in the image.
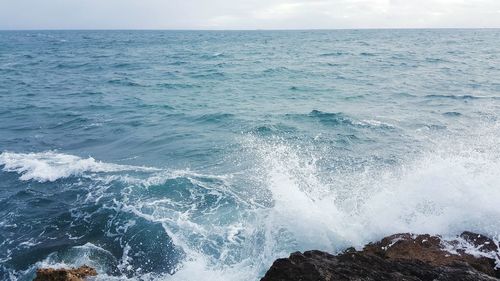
[1,29,500,280]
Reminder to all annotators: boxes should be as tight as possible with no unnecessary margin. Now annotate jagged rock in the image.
[261,232,500,281]
[33,265,97,281]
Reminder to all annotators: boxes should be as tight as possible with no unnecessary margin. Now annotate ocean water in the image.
[1,29,500,280]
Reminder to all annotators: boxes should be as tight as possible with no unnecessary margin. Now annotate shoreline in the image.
[33,231,500,281]
[261,231,499,281]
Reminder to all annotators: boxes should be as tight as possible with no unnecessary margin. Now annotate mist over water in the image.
[1,30,500,280]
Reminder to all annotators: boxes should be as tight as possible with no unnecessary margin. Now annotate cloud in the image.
[0,0,499,29]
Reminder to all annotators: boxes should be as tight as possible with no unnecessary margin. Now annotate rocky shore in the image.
[261,231,500,281]
[34,265,96,281]
[34,231,499,281]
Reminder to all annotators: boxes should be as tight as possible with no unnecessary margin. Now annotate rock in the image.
[460,231,499,253]
[261,232,500,281]
[363,233,499,277]
[34,265,97,281]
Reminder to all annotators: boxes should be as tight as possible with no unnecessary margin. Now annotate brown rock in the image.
[363,232,499,277]
[261,231,500,281]
[34,265,97,281]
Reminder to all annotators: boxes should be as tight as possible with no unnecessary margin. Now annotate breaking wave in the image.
[0,151,159,182]
[2,120,500,281]
[2,29,500,281]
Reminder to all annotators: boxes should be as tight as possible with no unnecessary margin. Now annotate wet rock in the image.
[261,232,500,281]
[460,231,499,253]
[34,265,97,281]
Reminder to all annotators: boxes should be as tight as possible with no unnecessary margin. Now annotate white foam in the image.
[441,235,500,268]
[10,243,121,281]
[104,122,500,281]
[358,119,396,128]
[7,122,500,281]
[0,151,159,182]
[192,122,500,279]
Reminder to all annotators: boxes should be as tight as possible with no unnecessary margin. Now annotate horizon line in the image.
[1,27,500,32]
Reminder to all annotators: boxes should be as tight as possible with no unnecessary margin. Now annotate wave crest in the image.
[0,151,158,182]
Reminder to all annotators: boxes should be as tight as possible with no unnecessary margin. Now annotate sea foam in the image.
[0,151,158,182]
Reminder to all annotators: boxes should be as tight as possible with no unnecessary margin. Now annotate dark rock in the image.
[34,265,97,281]
[460,231,499,253]
[261,232,500,281]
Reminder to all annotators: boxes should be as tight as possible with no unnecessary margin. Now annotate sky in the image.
[1,0,500,30]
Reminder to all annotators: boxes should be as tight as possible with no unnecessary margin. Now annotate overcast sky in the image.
[1,0,500,30]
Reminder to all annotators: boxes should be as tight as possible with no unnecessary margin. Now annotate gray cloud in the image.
[0,0,499,29]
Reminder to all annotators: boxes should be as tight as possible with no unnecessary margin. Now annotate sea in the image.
[0,29,499,280]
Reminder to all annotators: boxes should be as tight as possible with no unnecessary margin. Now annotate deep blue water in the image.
[1,30,500,280]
